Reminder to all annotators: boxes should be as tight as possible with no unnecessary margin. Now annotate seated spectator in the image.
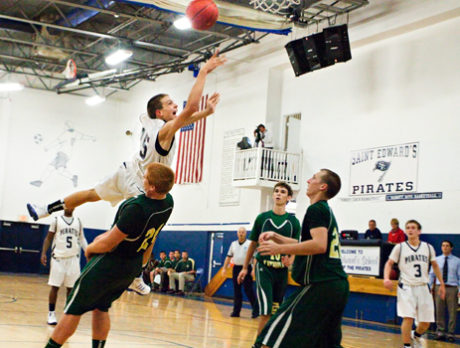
[387,218,406,244]
[168,251,196,296]
[150,251,172,292]
[364,219,382,239]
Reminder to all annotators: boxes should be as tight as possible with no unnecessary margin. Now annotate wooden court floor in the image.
[0,274,458,348]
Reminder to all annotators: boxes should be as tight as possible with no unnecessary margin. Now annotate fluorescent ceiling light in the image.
[105,49,133,66]
[174,17,192,30]
[85,95,106,106]
[0,82,24,92]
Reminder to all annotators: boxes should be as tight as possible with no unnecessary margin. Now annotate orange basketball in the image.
[186,0,219,31]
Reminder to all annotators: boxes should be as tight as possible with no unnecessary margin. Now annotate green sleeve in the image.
[190,258,196,271]
[249,214,263,242]
[164,260,172,268]
[292,216,301,240]
[116,204,144,238]
[306,204,329,229]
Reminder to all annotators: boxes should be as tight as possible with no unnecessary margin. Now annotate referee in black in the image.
[222,227,258,318]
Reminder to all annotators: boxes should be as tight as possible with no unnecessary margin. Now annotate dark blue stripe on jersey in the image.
[154,135,175,156]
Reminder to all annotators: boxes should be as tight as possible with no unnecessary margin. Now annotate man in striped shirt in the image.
[256,169,349,348]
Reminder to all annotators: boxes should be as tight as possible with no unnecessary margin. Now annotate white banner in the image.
[349,142,419,196]
[219,129,244,206]
[340,245,380,276]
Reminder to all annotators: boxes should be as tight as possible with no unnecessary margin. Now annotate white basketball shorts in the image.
[94,162,144,206]
[48,256,81,288]
[397,283,434,322]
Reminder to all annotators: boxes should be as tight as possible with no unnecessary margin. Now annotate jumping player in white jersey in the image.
[383,220,446,348]
[41,208,87,325]
[27,51,225,222]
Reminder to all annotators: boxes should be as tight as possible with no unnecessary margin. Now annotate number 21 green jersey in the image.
[291,200,347,285]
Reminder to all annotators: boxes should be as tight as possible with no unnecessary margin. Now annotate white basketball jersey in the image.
[50,216,84,258]
[389,241,436,286]
[132,114,177,173]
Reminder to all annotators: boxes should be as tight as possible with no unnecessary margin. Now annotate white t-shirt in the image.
[389,241,436,286]
[227,239,251,266]
[50,216,87,258]
[131,114,177,174]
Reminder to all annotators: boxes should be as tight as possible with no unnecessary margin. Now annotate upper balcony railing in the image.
[232,148,301,190]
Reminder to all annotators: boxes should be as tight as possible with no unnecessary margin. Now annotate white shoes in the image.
[411,330,425,348]
[27,203,49,221]
[128,277,151,295]
[47,311,57,325]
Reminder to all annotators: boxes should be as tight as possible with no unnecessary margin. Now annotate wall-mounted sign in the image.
[349,142,419,196]
[340,245,380,276]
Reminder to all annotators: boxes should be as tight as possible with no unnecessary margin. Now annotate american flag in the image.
[175,95,208,184]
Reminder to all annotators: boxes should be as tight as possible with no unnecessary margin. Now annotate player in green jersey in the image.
[256,169,349,348]
[237,182,301,335]
[44,163,175,348]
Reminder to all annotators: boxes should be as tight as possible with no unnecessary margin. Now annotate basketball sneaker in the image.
[128,277,151,295]
[411,330,425,348]
[27,203,49,221]
[47,311,57,325]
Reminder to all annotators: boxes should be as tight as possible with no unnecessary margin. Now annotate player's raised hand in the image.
[383,279,393,291]
[40,254,47,266]
[259,231,275,243]
[205,93,220,114]
[258,240,280,256]
[237,268,247,284]
[201,50,227,74]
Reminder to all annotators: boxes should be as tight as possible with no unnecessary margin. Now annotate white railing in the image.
[232,148,301,186]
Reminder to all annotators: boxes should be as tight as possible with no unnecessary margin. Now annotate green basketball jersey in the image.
[249,210,301,268]
[291,200,347,285]
[175,258,196,272]
[158,258,172,268]
[110,194,174,258]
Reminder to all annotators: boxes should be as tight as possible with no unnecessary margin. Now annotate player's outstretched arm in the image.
[383,259,395,291]
[259,231,297,245]
[183,93,220,127]
[158,52,226,145]
[431,260,446,300]
[259,227,327,256]
[85,225,127,259]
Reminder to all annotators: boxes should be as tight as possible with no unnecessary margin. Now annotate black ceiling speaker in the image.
[285,33,328,77]
[322,24,352,64]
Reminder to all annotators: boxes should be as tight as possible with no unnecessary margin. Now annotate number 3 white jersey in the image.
[132,114,177,173]
[50,216,86,258]
[389,241,436,286]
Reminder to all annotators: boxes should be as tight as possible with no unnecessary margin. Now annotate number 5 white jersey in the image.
[132,114,177,172]
[50,216,86,258]
[389,241,436,286]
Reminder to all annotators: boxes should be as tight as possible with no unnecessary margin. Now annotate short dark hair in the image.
[369,219,376,224]
[319,169,341,198]
[274,182,293,197]
[405,219,422,230]
[160,251,166,254]
[147,93,167,119]
[442,240,454,248]
[175,249,180,253]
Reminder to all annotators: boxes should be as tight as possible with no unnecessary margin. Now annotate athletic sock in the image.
[49,303,56,312]
[45,338,62,348]
[92,339,106,348]
[47,200,65,214]
[414,331,422,338]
